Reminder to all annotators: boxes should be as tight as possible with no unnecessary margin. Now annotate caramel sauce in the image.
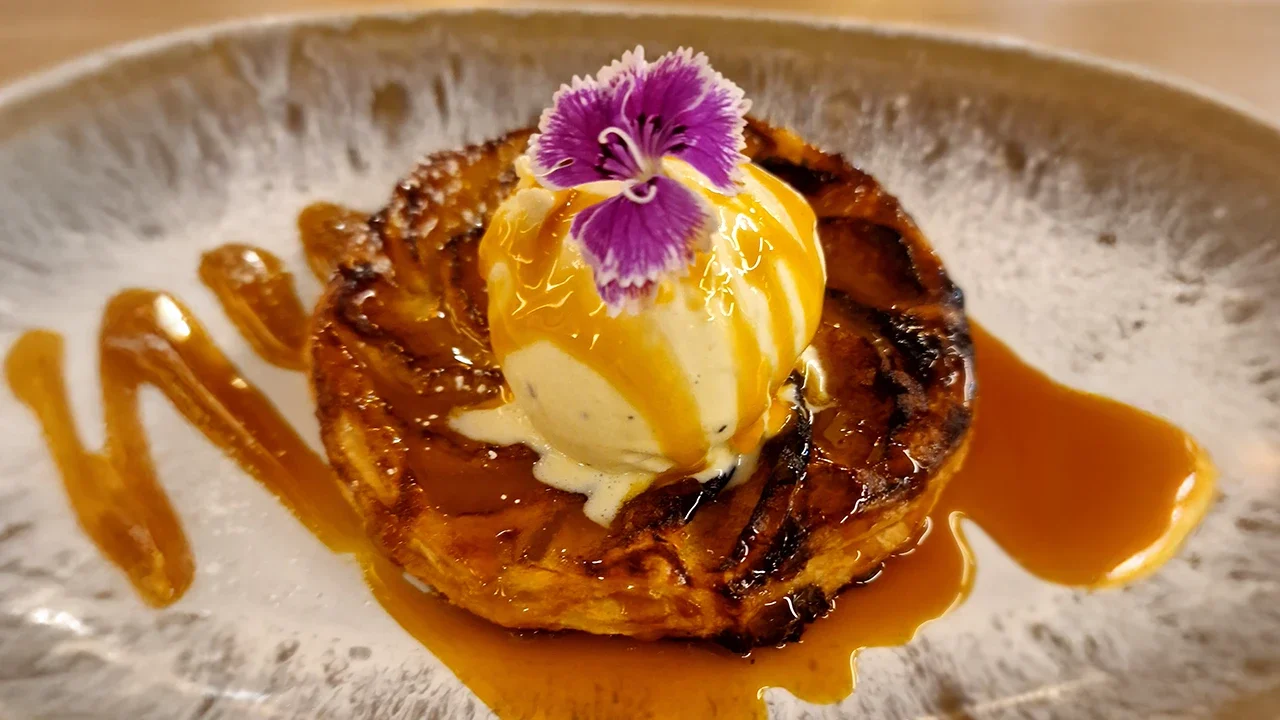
[3,290,361,607]
[3,224,1214,718]
[946,324,1217,587]
[198,244,310,370]
[484,186,710,469]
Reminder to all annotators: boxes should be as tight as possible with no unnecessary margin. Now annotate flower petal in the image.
[527,48,648,188]
[618,47,750,193]
[571,175,714,313]
[596,281,657,316]
[527,77,625,188]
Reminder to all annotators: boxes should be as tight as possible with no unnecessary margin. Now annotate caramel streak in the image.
[6,330,194,607]
[199,244,309,371]
[4,290,362,608]
[486,190,710,469]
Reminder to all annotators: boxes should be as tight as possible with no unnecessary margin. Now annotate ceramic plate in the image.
[0,9,1277,719]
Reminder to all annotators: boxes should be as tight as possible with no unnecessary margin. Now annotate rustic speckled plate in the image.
[1,9,1278,719]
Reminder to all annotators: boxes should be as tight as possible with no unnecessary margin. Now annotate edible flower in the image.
[528,46,750,313]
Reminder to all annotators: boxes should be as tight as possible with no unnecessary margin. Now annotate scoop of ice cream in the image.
[451,157,825,523]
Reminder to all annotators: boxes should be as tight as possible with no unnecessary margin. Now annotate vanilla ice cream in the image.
[451,157,825,524]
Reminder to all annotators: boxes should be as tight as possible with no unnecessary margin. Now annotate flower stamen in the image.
[534,157,575,178]
[598,126,654,178]
[622,181,658,205]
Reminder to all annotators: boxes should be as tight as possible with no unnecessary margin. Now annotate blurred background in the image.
[1,0,1278,121]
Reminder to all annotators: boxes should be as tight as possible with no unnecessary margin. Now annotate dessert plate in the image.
[1,9,1277,719]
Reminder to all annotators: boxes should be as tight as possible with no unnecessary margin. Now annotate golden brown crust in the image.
[309,119,973,648]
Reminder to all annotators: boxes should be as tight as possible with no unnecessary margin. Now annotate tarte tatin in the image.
[311,81,972,647]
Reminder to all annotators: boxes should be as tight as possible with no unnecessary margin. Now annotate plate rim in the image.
[0,5,1277,146]
[0,6,1276,719]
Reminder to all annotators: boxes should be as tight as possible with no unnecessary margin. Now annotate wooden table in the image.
[1,0,1278,122]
